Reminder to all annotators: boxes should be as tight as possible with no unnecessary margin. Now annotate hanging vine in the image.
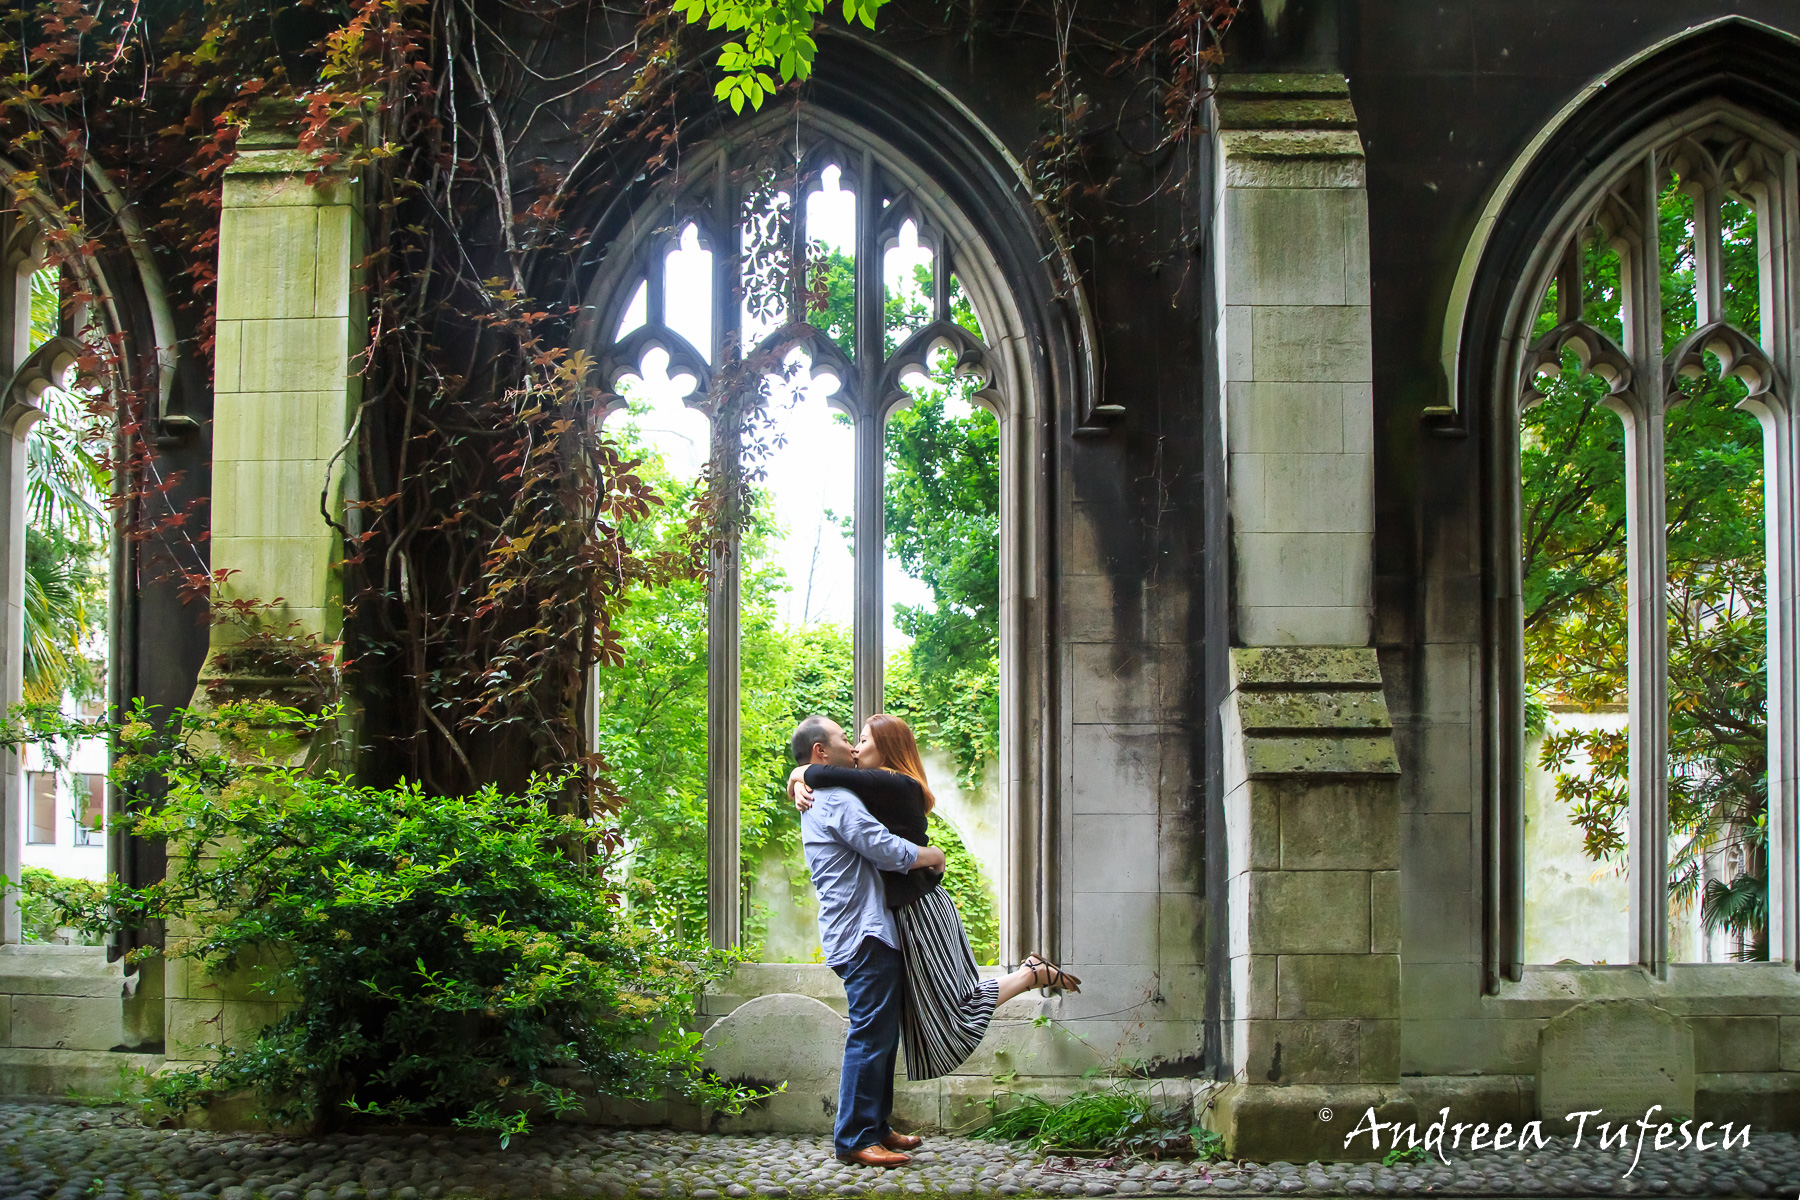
[2,0,1235,805]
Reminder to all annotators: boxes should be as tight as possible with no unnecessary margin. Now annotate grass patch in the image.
[972,1086,1226,1160]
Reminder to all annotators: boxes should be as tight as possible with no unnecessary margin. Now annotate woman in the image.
[788,713,1080,1081]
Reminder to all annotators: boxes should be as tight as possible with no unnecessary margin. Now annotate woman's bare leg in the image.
[992,965,1042,1007]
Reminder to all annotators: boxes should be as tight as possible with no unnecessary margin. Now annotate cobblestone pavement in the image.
[2,1105,1797,1200]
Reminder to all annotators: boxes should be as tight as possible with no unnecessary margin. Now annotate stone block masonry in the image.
[161,124,367,1091]
[1212,646,1408,1160]
[207,136,364,648]
[1215,73,1374,649]
[0,946,162,1101]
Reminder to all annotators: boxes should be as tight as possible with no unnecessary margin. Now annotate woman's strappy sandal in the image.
[1022,952,1082,995]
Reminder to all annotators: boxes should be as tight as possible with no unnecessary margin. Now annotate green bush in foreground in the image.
[5,700,759,1141]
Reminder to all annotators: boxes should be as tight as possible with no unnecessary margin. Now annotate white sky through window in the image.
[664,224,713,362]
[611,173,944,644]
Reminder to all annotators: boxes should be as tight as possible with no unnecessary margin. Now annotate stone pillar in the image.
[0,406,40,948]
[1215,74,1373,647]
[1209,77,1412,1160]
[208,132,363,650]
[163,128,363,1085]
[1212,648,1410,1159]
[0,231,37,947]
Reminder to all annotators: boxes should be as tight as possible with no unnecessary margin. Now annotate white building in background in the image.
[1525,706,1735,965]
[18,698,108,882]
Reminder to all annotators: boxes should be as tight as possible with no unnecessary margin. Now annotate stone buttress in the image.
[1205,74,1415,1158]
[160,121,365,1119]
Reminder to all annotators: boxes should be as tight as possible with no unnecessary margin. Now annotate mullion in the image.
[707,154,744,951]
[852,147,885,729]
[1694,172,1726,328]
[1620,151,1671,975]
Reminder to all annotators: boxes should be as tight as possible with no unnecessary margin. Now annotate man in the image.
[791,714,946,1168]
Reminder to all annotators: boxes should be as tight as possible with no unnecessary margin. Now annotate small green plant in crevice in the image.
[3,698,765,1141]
[62,1063,154,1108]
[974,1086,1220,1159]
[1383,1145,1429,1167]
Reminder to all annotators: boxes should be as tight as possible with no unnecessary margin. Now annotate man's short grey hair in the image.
[791,714,836,765]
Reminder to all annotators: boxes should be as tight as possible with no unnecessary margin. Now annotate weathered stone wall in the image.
[1325,0,1800,1136]
[14,0,1800,1156]
[0,946,160,1100]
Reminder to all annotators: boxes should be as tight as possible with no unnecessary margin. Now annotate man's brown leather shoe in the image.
[881,1132,923,1152]
[837,1144,912,1167]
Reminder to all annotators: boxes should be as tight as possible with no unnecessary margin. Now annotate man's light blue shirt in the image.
[800,785,921,967]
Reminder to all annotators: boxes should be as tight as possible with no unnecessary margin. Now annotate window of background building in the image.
[73,773,104,847]
[27,772,56,844]
[10,250,113,867]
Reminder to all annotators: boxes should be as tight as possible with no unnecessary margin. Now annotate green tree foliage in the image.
[16,866,106,946]
[884,380,1000,785]
[677,0,887,113]
[854,258,1002,786]
[1524,182,1768,957]
[22,268,109,706]
[592,415,855,954]
[4,701,754,1140]
[595,248,1004,957]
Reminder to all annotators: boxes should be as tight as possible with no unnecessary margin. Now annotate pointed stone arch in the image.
[1452,18,1800,981]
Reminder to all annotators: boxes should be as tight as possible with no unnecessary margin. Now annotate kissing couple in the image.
[788,712,1080,1168]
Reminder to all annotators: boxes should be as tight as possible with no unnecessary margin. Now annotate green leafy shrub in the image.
[14,867,107,946]
[930,813,998,966]
[6,700,756,1139]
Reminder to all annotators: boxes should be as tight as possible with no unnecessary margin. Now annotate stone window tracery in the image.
[581,112,1024,957]
[1511,109,1796,971]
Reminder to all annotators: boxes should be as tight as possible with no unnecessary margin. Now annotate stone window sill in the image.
[1483,961,1800,1018]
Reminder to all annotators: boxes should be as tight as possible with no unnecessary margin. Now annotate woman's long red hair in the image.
[866,713,936,813]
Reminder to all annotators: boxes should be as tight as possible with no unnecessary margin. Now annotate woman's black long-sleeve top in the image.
[801,765,943,909]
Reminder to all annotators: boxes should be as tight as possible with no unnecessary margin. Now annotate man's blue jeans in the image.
[831,935,905,1157]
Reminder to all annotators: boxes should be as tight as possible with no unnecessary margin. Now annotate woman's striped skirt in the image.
[894,885,1000,1081]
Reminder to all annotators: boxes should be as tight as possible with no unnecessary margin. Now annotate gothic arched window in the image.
[580,110,1034,960]
[1501,105,1797,972]
[3,216,117,944]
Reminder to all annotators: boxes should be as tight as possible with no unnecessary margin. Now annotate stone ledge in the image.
[1244,735,1400,778]
[1487,962,1800,1018]
[0,945,126,999]
[1220,129,1365,162]
[1238,689,1392,733]
[1233,647,1383,690]
[1215,74,1351,98]
[1217,97,1358,130]
[0,1048,161,1100]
